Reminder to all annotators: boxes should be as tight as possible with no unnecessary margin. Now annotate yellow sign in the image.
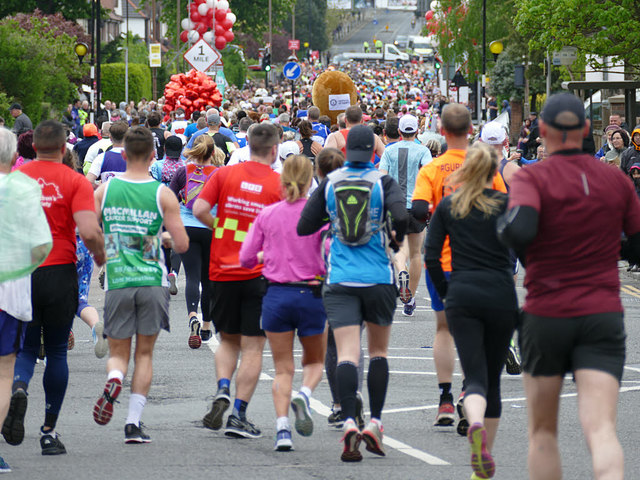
[149,43,161,67]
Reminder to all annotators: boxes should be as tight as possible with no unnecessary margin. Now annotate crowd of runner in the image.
[0,58,639,480]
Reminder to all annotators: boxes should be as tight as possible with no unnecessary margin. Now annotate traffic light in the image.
[262,52,271,72]
[434,56,442,72]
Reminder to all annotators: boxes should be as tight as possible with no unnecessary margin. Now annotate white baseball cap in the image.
[480,122,507,145]
[279,141,300,160]
[399,114,418,134]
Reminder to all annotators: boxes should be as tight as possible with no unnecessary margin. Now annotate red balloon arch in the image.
[179,0,236,50]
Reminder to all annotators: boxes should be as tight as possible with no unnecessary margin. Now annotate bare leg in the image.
[0,354,16,426]
[433,310,455,384]
[407,231,425,298]
[215,332,241,381]
[523,373,563,480]
[393,239,409,275]
[575,369,624,480]
[131,334,159,396]
[235,335,266,402]
[106,337,132,377]
[299,330,327,392]
[79,306,100,329]
[266,331,295,418]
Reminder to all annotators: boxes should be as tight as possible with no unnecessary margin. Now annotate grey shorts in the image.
[322,283,396,329]
[104,286,170,339]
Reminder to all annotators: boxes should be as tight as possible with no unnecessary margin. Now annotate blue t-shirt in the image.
[379,140,432,208]
[184,122,199,139]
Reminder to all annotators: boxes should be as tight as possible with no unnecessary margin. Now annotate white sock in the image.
[126,393,146,426]
[300,386,312,400]
[276,416,290,432]
[107,370,124,382]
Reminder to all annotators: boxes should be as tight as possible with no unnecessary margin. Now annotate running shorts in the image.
[0,311,27,356]
[210,276,267,337]
[261,285,326,337]
[104,286,170,338]
[425,270,451,312]
[32,264,78,328]
[406,214,427,234]
[519,311,626,382]
[322,283,396,329]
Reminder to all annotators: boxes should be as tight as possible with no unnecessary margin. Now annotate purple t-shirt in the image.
[509,152,640,317]
[239,198,325,283]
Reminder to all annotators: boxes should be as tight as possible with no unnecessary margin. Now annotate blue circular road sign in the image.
[283,62,301,80]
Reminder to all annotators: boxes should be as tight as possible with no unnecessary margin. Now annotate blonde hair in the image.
[447,143,504,219]
[281,154,313,202]
[184,134,214,163]
[212,146,225,166]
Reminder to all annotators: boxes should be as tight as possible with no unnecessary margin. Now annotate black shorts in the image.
[406,214,427,234]
[31,264,79,329]
[210,276,267,336]
[519,311,626,382]
[322,283,396,329]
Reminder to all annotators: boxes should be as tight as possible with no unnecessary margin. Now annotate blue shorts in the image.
[0,311,27,356]
[76,237,94,317]
[261,285,327,337]
[425,270,451,312]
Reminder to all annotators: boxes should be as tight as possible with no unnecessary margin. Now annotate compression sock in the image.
[218,378,231,391]
[337,361,359,421]
[367,357,389,420]
[439,382,453,401]
[232,399,248,420]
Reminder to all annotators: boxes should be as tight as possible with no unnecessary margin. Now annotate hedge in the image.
[101,63,152,105]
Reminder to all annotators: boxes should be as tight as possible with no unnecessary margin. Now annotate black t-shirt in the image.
[212,132,232,164]
[150,127,165,159]
[425,190,517,310]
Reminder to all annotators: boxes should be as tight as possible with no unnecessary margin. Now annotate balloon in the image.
[214,37,227,50]
[203,31,214,44]
[221,17,233,30]
[181,18,193,30]
[198,3,208,16]
[188,30,200,43]
[215,24,225,36]
[190,11,202,23]
[205,0,215,7]
[195,22,207,34]
[217,0,229,10]
[194,0,205,4]
[206,8,214,18]
[214,8,226,21]
[227,12,236,24]
[180,30,189,43]
[425,10,434,20]
[223,30,234,42]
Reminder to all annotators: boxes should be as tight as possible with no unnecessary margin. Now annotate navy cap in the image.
[346,125,375,163]
[541,93,586,131]
[164,135,184,158]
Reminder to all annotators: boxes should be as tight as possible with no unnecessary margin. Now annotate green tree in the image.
[101,63,152,104]
[515,0,640,75]
[0,0,92,20]
[222,48,247,87]
[282,0,329,52]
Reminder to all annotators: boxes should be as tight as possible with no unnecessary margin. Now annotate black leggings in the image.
[446,306,517,418]
[180,227,212,323]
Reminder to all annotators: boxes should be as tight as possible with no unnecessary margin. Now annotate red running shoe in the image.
[434,399,455,426]
[93,378,122,425]
[188,317,202,349]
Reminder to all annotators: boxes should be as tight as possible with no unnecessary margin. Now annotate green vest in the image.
[102,177,165,290]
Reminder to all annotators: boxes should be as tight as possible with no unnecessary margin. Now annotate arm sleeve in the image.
[239,213,265,269]
[297,178,330,235]
[424,203,449,299]
[411,199,430,223]
[168,167,186,200]
[382,175,409,243]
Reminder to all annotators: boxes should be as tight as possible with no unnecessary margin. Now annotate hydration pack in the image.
[182,164,217,209]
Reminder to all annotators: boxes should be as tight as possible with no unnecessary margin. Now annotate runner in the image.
[239,154,327,451]
[379,114,432,316]
[194,123,282,439]
[169,135,223,348]
[425,143,518,480]
[92,126,188,444]
[412,104,507,432]
[298,125,409,462]
[325,106,385,161]
[86,120,129,187]
[498,93,640,480]
[3,120,106,455]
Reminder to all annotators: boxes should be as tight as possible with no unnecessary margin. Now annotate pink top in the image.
[240,198,326,283]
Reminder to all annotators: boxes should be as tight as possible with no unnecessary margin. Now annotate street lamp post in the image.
[481,0,486,123]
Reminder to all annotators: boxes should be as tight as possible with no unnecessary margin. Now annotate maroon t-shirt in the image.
[509,151,640,317]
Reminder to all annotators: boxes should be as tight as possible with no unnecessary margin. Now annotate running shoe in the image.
[203,387,230,430]
[1,389,27,446]
[505,341,522,375]
[168,272,178,295]
[93,378,122,425]
[274,429,294,451]
[403,297,416,316]
[224,415,262,439]
[98,267,105,290]
[188,317,202,349]
[0,456,10,473]
[468,423,495,479]
[40,429,66,456]
[125,423,152,444]
[327,407,344,429]
[434,395,455,426]
[291,392,313,437]
[200,329,213,344]
[355,392,365,431]
[457,391,469,437]
[67,330,75,350]
[92,321,108,359]
[398,270,411,304]
[361,420,385,456]
[340,418,362,462]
